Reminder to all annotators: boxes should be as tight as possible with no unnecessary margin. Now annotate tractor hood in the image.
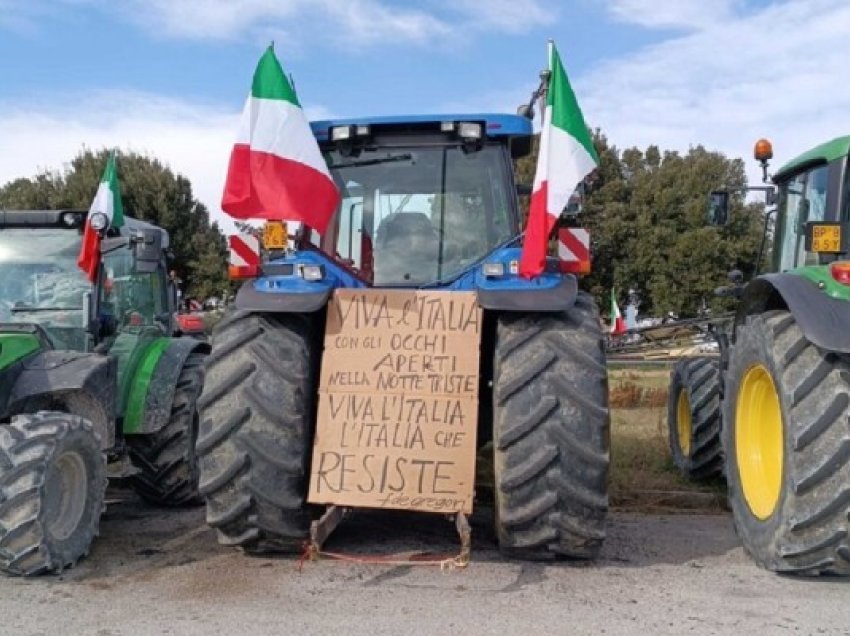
[0,324,51,370]
[0,324,51,419]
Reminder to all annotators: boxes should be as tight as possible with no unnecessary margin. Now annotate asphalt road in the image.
[1,490,848,636]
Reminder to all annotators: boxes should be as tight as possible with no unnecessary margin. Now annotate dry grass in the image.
[609,365,726,512]
[609,381,667,409]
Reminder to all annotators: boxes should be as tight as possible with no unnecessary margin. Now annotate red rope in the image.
[296,545,470,570]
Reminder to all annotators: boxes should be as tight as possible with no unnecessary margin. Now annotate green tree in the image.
[0,148,230,300]
[514,131,767,318]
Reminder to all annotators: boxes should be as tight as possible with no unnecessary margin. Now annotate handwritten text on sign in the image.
[308,290,481,514]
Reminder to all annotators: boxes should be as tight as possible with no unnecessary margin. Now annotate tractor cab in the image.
[768,136,850,273]
[0,210,176,352]
[0,210,93,350]
[230,113,582,314]
[309,115,532,286]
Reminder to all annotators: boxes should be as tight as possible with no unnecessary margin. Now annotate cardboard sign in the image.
[308,289,481,514]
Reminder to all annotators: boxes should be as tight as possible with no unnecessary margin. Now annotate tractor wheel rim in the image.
[676,389,692,456]
[735,364,783,520]
[45,451,89,541]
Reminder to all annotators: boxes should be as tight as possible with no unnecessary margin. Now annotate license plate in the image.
[811,224,842,252]
[262,221,288,250]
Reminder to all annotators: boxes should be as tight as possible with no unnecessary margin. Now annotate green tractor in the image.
[0,209,209,575]
[668,137,850,575]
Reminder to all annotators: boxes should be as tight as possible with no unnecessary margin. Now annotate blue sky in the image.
[0,1,656,115]
[1,0,849,230]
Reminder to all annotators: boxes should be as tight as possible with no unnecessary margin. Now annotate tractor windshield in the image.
[0,228,89,349]
[324,144,516,285]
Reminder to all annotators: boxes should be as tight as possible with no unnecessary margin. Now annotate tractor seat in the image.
[374,212,440,284]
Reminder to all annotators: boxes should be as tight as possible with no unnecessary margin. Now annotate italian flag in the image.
[221,46,339,233]
[610,289,626,335]
[519,43,599,278]
[77,152,124,282]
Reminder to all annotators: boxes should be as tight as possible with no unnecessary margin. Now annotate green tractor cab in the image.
[0,209,209,576]
[668,137,850,575]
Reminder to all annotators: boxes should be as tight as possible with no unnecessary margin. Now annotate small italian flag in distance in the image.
[610,289,626,335]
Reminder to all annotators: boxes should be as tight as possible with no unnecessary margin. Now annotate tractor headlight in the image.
[457,122,483,142]
[482,262,505,277]
[300,264,325,281]
[331,125,354,142]
[61,211,82,227]
[89,212,109,231]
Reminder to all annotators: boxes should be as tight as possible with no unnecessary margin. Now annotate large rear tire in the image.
[724,310,850,575]
[667,357,723,480]
[127,352,206,506]
[0,412,106,576]
[492,292,610,560]
[196,309,317,552]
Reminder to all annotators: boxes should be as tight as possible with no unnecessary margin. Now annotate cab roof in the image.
[310,113,533,142]
[0,209,169,247]
[776,135,850,179]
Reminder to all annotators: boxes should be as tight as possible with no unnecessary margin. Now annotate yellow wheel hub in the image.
[735,364,784,520]
[676,389,692,456]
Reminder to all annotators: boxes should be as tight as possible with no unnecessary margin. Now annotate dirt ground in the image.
[2,489,849,636]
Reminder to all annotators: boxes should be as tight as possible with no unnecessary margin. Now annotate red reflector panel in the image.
[177,315,205,332]
[229,233,261,280]
[229,264,260,280]
[558,228,591,274]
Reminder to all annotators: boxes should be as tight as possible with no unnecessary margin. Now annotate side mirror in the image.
[167,279,179,313]
[765,187,778,207]
[517,104,534,120]
[132,229,163,274]
[708,191,730,226]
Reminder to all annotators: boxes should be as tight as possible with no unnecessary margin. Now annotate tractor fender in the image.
[476,275,578,312]
[131,336,211,435]
[233,280,331,313]
[737,273,850,353]
[7,351,116,448]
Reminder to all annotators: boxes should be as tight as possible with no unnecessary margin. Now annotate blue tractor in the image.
[197,114,610,560]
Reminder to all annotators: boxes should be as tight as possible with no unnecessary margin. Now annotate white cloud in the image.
[115,0,453,49]
[606,0,741,31]
[1,0,549,50]
[446,0,555,34]
[579,0,850,186]
[0,90,334,233]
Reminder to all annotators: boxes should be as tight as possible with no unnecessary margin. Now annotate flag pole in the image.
[540,39,554,118]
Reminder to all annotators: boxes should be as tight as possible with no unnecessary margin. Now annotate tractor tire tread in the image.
[667,356,723,481]
[127,352,206,507]
[724,311,850,575]
[493,292,609,560]
[0,412,105,576]
[197,309,317,553]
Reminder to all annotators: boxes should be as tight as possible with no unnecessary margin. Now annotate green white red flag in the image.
[610,289,626,335]
[221,46,339,233]
[519,42,599,278]
[77,152,124,282]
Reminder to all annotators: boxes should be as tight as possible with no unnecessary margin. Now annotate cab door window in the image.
[776,164,829,271]
[100,248,166,331]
